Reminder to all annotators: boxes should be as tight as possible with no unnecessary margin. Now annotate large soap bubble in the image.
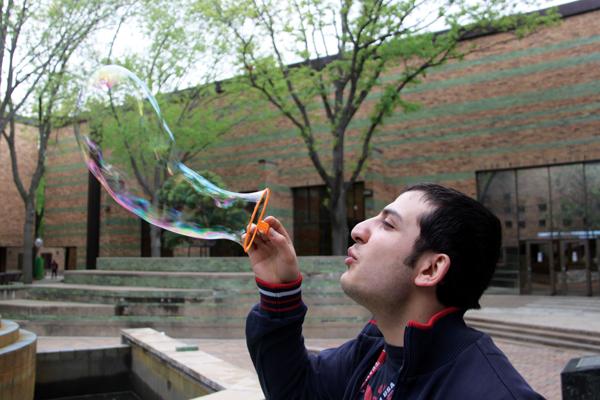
[75,65,269,251]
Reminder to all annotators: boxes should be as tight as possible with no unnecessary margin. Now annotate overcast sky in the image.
[95,0,578,87]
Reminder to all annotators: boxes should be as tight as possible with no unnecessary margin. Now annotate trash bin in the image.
[34,256,45,280]
[562,355,600,400]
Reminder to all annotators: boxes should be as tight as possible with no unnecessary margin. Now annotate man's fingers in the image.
[263,216,292,242]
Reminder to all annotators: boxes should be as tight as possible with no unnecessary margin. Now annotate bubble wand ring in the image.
[243,188,271,253]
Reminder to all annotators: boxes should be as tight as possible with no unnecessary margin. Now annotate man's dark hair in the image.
[403,183,502,310]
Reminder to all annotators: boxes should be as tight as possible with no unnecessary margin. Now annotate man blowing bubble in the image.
[244,183,543,400]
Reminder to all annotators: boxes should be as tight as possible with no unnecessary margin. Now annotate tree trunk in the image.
[150,224,161,257]
[22,197,36,283]
[330,189,349,255]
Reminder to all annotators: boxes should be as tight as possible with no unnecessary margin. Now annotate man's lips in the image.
[345,247,358,266]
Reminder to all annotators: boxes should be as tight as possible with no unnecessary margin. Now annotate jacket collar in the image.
[400,307,482,379]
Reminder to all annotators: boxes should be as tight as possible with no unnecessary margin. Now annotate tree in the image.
[84,0,249,257]
[158,170,249,253]
[199,0,558,255]
[1,0,130,283]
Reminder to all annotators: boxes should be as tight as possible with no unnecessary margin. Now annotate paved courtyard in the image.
[37,335,590,400]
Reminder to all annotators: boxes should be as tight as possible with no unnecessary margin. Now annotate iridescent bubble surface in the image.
[75,65,267,245]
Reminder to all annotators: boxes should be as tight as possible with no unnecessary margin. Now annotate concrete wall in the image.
[35,345,131,399]
[122,328,263,399]
[129,345,212,400]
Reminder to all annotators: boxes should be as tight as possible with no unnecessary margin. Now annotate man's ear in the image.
[414,253,450,287]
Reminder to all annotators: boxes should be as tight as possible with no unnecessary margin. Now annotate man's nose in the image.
[351,219,370,244]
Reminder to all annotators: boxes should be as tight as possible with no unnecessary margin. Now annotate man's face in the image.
[340,190,435,312]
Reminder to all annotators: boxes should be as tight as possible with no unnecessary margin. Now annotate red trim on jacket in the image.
[255,274,302,289]
[260,295,302,305]
[260,302,303,313]
[407,307,461,330]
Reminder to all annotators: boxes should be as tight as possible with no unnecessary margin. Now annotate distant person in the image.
[244,183,542,399]
[50,259,58,279]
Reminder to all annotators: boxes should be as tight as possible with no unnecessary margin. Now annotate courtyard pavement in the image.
[35,293,600,400]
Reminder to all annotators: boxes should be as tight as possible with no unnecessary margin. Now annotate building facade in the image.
[1,0,599,295]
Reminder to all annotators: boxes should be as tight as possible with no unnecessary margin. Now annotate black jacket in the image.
[246,278,544,400]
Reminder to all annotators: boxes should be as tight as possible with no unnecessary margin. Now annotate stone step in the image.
[466,316,600,343]
[13,316,368,338]
[0,295,366,319]
[0,319,20,348]
[114,301,368,319]
[97,256,345,274]
[27,284,213,304]
[472,325,600,353]
[526,302,600,313]
[26,283,355,308]
[0,300,115,318]
[466,317,600,352]
[63,270,343,290]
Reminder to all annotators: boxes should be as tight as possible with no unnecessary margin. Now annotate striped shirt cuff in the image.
[256,275,303,315]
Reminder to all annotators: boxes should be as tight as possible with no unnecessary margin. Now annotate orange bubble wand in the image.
[243,188,271,253]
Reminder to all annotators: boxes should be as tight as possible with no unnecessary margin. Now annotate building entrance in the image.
[524,239,599,296]
[477,161,600,296]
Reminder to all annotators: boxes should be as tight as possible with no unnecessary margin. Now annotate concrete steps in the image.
[0,297,368,319]
[465,316,600,353]
[17,256,599,349]
[0,255,366,337]
[0,299,115,317]
[63,269,343,290]
[25,283,213,304]
[15,315,368,338]
[96,256,345,274]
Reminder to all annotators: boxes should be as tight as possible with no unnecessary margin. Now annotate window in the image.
[293,182,365,255]
[505,220,513,229]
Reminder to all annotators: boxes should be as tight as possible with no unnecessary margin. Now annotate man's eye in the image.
[382,220,394,229]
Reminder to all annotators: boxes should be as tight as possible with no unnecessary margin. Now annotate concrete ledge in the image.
[122,328,263,399]
[35,345,131,399]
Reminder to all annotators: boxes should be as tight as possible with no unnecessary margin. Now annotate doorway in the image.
[65,247,77,270]
[524,240,557,295]
[523,239,598,296]
[558,240,592,296]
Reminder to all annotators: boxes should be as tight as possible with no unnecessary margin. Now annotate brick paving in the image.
[494,339,590,400]
[37,335,593,400]
[185,338,591,400]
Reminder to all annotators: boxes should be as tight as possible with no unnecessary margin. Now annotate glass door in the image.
[558,240,591,296]
[525,240,556,295]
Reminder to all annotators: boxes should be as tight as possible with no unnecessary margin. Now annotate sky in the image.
[94,0,578,87]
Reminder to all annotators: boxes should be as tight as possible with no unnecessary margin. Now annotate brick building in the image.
[1,0,600,295]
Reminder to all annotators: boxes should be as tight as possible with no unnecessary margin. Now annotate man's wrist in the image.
[256,274,303,315]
